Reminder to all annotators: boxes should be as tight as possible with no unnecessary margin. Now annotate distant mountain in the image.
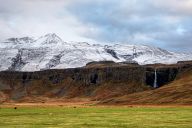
[0,33,192,71]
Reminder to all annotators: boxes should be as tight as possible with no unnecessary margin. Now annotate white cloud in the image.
[0,0,94,41]
[0,0,192,51]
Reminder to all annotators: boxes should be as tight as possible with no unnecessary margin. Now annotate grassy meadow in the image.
[0,106,191,128]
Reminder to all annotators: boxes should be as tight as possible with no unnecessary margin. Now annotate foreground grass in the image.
[0,106,191,128]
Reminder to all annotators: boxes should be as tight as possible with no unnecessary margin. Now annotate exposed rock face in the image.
[0,66,146,90]
[146,67,179,88]
[0,61,192,102]
[45,54,62,69]
[8,49,26,71]
[145,61,192,87]
[104,47,119,60]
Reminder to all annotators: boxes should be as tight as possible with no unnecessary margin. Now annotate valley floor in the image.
[0,103,192,128]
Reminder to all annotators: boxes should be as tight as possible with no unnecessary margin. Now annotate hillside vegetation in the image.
[101,69,192,105]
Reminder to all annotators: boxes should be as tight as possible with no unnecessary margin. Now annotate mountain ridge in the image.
[0,33,192,71]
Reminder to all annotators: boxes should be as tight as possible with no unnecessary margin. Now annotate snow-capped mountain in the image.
[0,33,191,71]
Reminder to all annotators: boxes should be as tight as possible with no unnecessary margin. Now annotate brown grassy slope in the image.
[101,69,192,105]
[91,82,151,101]
[1,77,150,103]
[0,91,6,102]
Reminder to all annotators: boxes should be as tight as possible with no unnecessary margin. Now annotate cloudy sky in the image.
[0,0,192,51]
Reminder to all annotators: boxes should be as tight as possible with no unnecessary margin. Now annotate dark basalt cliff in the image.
[0,61,192,102]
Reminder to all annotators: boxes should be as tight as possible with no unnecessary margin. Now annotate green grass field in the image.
[0,106,191,128]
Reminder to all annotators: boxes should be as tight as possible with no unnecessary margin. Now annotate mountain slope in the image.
[0,33,192,71]
[101,68,192,105]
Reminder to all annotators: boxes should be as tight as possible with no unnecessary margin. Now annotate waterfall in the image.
[153,69,158,88]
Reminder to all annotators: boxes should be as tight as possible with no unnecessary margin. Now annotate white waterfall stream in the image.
[153,69,158,88]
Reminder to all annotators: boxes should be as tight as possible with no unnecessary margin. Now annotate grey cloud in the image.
[66,0,192,51]
[0,0,192,51]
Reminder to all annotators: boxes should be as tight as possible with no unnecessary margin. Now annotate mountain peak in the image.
[44,33,58,38]
[38,33,65,45]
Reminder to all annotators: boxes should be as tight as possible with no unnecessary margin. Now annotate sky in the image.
[0,0,192,51]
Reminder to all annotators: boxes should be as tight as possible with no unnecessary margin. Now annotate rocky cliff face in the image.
[0,61,191,102]
[145,61,192,87]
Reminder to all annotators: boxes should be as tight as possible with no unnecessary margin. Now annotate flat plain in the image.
[0,105,191,128]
